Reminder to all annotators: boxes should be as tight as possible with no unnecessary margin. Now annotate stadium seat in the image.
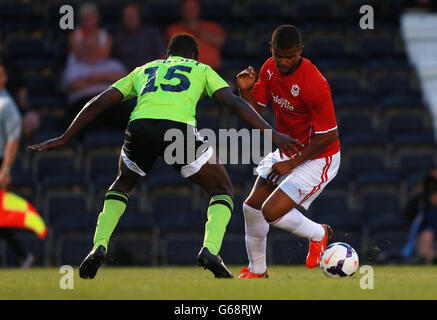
[143,157,189,188]
[219,234,248,265]
[383,112,427,138]
[55,233,93,266]
[306,36,347,60]
[202,2,234,21]
[345,149,388,173]
[269,234,308,265]
[116,194,156,230]
[153,192,202,232]
[326,74,363,95]
[358,188,401,223]
[85,151,120,188]
[44,191,94,231]
[246,2,284,21]
[160,233,204,265]
[82,130,124,151]
[360,35,398,59]
[311,190,361,230]
[394,148,437,176]
[109,233,158,266]
[33,151,79,182]
[370,73,413,98]
[337,112,375,136]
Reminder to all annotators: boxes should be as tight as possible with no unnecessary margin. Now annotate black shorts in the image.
[121,119,213,177]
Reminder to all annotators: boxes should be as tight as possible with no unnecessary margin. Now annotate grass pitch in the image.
[1,265,437,300]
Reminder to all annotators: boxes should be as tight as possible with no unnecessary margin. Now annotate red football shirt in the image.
[251,57,340,159]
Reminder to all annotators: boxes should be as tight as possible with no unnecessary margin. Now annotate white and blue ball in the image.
[320,242,359,277]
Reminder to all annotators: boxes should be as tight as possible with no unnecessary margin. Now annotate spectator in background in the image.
[63,2,128,128]
[112,3,166,71]
[62,38,127,127]
[0,63,34,268]
[402,168,437,264]
[166,0,225,70]
[70,3,111,62]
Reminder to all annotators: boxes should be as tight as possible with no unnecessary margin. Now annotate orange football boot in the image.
[306,224,333,268]
[238,266,269,279]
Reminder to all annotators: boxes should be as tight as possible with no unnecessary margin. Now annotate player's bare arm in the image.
[236,66,265,114]
[266,129,338,185]
[212,87,303,157]
[28,87,123,152]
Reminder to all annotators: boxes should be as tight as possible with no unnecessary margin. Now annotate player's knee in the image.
[215,181,234,199]
[112,175,138,194]
[261,202,276,223]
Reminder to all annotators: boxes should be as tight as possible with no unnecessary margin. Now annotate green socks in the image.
[92,191,232,256]
[203,194,233,255]
[93,190,129,251]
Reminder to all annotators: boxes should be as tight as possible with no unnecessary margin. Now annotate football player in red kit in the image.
[237,25,341,278]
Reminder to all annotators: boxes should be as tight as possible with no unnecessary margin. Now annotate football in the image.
[320,242,359,277]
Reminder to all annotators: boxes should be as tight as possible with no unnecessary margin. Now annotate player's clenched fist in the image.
[237,66,256,91]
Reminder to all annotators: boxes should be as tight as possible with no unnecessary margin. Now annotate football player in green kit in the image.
[29,34,302,279]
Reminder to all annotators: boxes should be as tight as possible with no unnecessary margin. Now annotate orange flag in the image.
[0,190,47,239]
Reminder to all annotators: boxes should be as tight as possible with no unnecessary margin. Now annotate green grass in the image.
[1,265,437,300]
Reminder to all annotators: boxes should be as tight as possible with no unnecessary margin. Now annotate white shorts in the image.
[256,149,341,209]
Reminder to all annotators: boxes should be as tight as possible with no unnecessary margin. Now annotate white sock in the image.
[243,203,269,274]
[271,207,325,241]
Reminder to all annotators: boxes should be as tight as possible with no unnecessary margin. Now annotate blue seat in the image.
[384,113,425,138]
[312,191,360,230]
[161,233,204,265]
[202,3,234,21]
[346,150,387,173]
[360,35,397,59]
[83,130,124,150]
[219,234,248,265]
[370,73,412,98]
[295,3,333,21]
[143,158,189,188]
[153,193,202,232]
[246,3,284,20]
[56,234,94,266]
[337,113,374,136]
[353,170,402,188]
[34,152,77,181]
[333,93,375,108]
[46,192,94,231]
[359,189,400,219]
[117,195,156,230]
[86,152,119,186]
[109,236,156,266]
[307,37,347,59]
[222,36,247,59]
[270,234,308,264]
[390,131,436,149]
[327,75,362,95]
[38,113,65,133]
[147,2,180,23]
[395,149,436,176]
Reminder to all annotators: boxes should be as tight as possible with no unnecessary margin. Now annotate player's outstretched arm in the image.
[28,88,124,152]
[213,87,303,157]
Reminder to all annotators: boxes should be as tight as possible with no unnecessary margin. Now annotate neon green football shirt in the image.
[111,56,229,126]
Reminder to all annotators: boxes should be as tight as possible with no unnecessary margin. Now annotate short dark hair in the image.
[166,33,199,60]
[271,25,302,49]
